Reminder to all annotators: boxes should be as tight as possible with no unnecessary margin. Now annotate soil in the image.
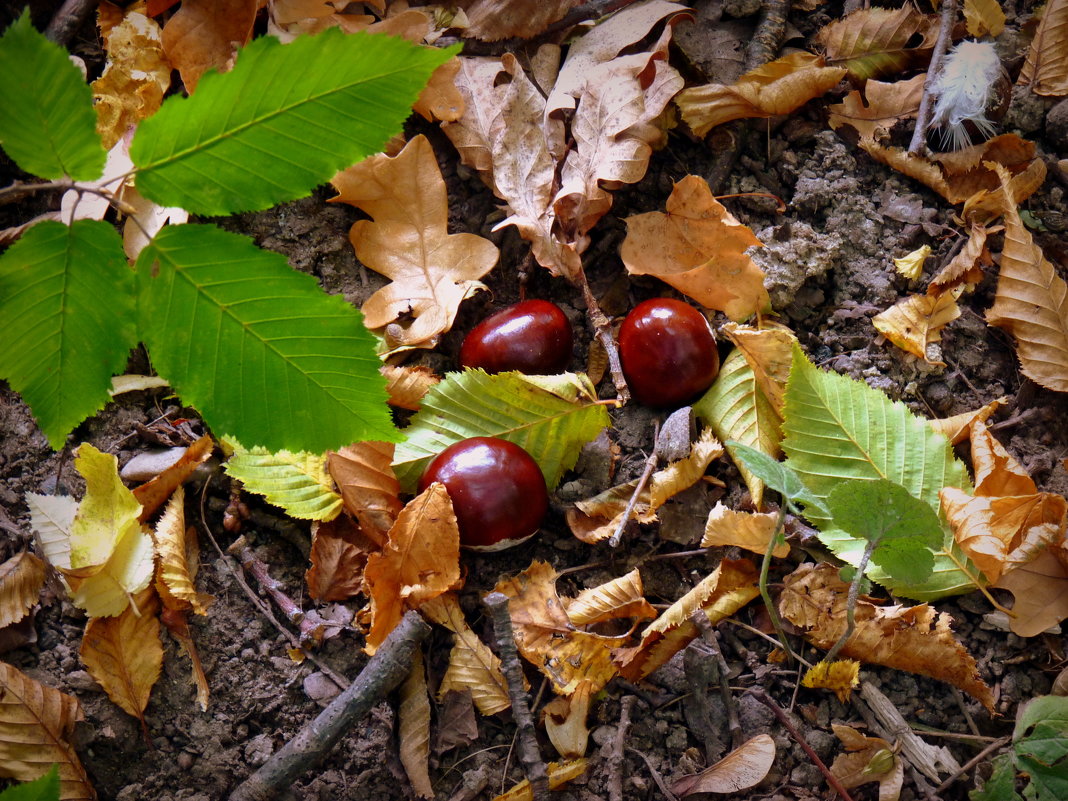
[2,2,1068,801]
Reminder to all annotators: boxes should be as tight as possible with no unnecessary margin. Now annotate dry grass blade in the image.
[1018,0,1068,95]
[0,551,46,629]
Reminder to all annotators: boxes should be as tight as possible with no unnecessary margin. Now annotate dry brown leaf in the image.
[721,322,797,413]
[79,587,162,728]
[381,364,440,411]
[927,396,1006,445]
[985,163,1068,393]
[153,487,213,615]
[161,0,257,92]
[1018,0,1068,96]
[0,551,46,629]
[420,593,512,715]
[671,734,776,796]
[463,0,581,41]
[970,419,1036,497]
[305,514,374,602]
[779,563,994,710]
[992,550,1068,636]
[92,10,171,149]
[817,6,935,81]
[872,288,962,365]
[613,558,759,681]
[677,52,846,137]
[364,483,462,652]
[131,434,214,523]
[398,650,433,798]
[433,689,478,755]
[801,659,861,703]
[331,135,498,352]
[830,723,904,801]
[701,503,788,557]
[964,0,1006,37]
[0,662,95,800]
[542,679,592,760]
[621,176,768,320]
[928,222,992,294]
[827,74,925,142]
[413,56,464,122]
[326,441,402,547]
[159,605,209,711]
[490,759,588,801]
[563,569,656,626]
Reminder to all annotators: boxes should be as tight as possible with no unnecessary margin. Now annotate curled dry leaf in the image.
[872,287,962,365]
[381,364,440,411]
[131,434,214,523]
[490,759,588,801]
[153,487,213,615]
[161,0,257,92]
[620,176,769,320]
[305,515,374,602]
[676,52,846,137]
[613,558,759,681]
[801,659,861,703]
[542,679,592,760]
[830,723,904,801]
[0,662,94,800]
[332,135,498,352]
[893,245,930,280]
[79,587,162,728]
[928,396,1006,445]
[964,0,1006,37]
[671,734,776,796]
[993,550,1068,637]
[928,220,993,294]
[463,0,580,41]
[701,503,788,557]
[563,569,656,626]
[433,689,479,755]
[326,441,402,546]
[779,563,994,710]
[1018,0,1068,96]
[0,551,46,629]
[363,483,461,652]
[817,5,936,81]
[828,73,924,140]
[398,651,433,799]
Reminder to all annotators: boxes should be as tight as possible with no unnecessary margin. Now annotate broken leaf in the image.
[326,441,402,547]
[131,434,214,523]
[223,438,342,521]
[542,680,592,760]
[305,515,374,602]
[827,74,925,141]
[161,0,257,92]
[153,487,213,615]
[398,650,433,799]
[893,245,930,280]
[1018,0,1068,96]
[671,734,776,796]
[159,605,210,711]
[720,323,796,415]
[802,660,861,703]
[24,493,77,574]
[779,563,994,710]
[964,0,1006,37]
[829,723,904,801]
[563,569,657,626]
[620,176,769,320]
[701,503,788,557]
[381,364,440,411]
[817,6,935,81]
[0,552,46,629]
[463,0,579,41]
[331,134,498,352]
[873,287,962,365]
[490,759,587,801]
[992,550,1068,637]
[927,397,1006,445]
[928,220,993,293]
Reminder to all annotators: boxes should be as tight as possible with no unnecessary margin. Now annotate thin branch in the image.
[744,0,792,71]
[609,421,659,547]
[691,613,743,750]
[757,504,794,663]
[606,695,637,801]
[908,0,959,155]
[933,735,1012,795]
[234,544,331,649]
[0,180,73,206]
[575,267,630,404]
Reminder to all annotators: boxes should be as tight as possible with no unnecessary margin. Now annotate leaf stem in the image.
[823,536,879,664]
[758,503,794,663]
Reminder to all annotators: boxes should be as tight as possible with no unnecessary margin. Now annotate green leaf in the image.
[0,11,104,180]
[131,29,456,215]
[223,437,342,521]
[392,369,611,492]
[970,754,1022,801]
[781,344,981,600]
[826,479,939,586]
[0,765,60,801]
[726,441,827,517]
[694,348,781,508]
[0,220,136,449]
[135,224,398,453]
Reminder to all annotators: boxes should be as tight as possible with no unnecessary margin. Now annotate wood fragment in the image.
[45,0,98,46]
[606,695,637,801]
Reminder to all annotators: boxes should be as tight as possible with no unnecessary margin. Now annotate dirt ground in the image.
[2,1,1068,800]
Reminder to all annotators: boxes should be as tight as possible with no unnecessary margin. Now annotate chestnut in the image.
[618,298,719,407]
[460,300,572,375]
[418,437,548,550]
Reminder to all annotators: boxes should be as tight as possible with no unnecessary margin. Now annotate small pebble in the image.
[177,751,196,770]
[303,672,343,707]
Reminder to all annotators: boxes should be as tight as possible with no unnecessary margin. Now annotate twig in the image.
[234,544,330,648]
[606,695,637,801]
[625,748,680,801]
[683,624,724,761]
[757,504,794,663]
[45,0,98,46]
[933,734,1012,795]
[483,592,549,801]
[823,536,879,664]
[575,267,629,404]
[746,688,857,801]
[0,180,72,206]
[908,0,960,155]
[609,422,659,547]
[228,611,431,801]
[691,613,743,750]
[744,0,791,72]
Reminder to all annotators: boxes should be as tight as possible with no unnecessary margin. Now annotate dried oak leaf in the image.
[671,734,776,796]
[985,162,1068,393]
[161,0,257,92]
[381,364,440,411]
[398,651,433,799]
[331,134,498,352]
[676,52,846,137]
[79,587,162,728]
[779,563,994,710]
[542,679,592,759]
[701,503,788,557]
[326,441,402,547]
[621,176,769,320]
[928,220,995,294]
[872,287,962,365]
[153,486,213,615]
[305,514,374,602]
[0,551,46,629]
[462,0,582,41]
[1018,0,1068,96]
[964,0,1006,38]
[0,662,95,800]
[817,6,936,81]
[829,723,904,801]
[363,482,462,652]
[613,558,759,681]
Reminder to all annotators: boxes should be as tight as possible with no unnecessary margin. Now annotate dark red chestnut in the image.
[418,437,548,550]
[460,300,572,375]
[618,298,719,407]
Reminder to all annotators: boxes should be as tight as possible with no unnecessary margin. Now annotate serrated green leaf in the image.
[781,344,981,600]
[0,220,136,449]
[694,348,781,507]
[1014,696,1068,801]
[223,437,342,521]
[0,765,61,801]
[392,369,611,492]
[135,224,398,453]
[131,28,457,214]
[0,11,104,180]
[725,441,827,517]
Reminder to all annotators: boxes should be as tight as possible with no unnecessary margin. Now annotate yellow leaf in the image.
[872,288,962,365]
[563,569,657,626]
[701,503,788,557]
[0,662,95,800]
[0,551,46,629]
[779,563,994,710]
[671,734,776,796]
[827,74,925,140]
[1018,0,1068,96]
[131,434,214,523]
[542,680,592,760]
[223,438,342,521]
[398,651,433,798]
[801,659,861,703]
[964,0,1006,37]
[326,442,402,547]
[830,724,904,801]
[331,135,498,352]
[893,245,930,280]
[621,175,768,321]
[676,52,846,136]
[490,759,588,801]
[79,587,162,726]
[153,487,213,615]
[720,323,796,415]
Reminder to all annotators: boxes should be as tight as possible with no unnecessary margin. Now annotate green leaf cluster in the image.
[0,14,455,452]
[971,695,1068,801]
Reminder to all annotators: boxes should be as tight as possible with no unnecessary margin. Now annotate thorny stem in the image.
[822,535,879,664]
[908,0,960,155]
[758,503,794,663]
[575,267,630,404]
[608,421,659,547]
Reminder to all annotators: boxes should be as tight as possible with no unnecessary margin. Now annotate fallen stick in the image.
[606,695,637,801]
[908,0,960,155]
[228,611,431,801]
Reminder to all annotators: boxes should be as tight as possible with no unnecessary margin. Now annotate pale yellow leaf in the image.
[873,288,962,365]
[25,492,78,572]
[671,734,776,796]
[894,245,930,280]
[720,323,796,414]
[542,680,592,760]
[964,0,1006,37]
[801,659,861,703]
[0,551,47,629]
[153,487,213,615]
[701,503,788,557]
[108,374,170,396]
[398,650,433,798]
[928,221,990,293]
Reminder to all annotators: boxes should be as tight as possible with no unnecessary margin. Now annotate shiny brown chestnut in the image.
[460,300,572,375]
[618,298,719,407]
[418,436,548,550]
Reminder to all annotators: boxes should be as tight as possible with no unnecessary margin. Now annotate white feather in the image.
[930,40,1001,150]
